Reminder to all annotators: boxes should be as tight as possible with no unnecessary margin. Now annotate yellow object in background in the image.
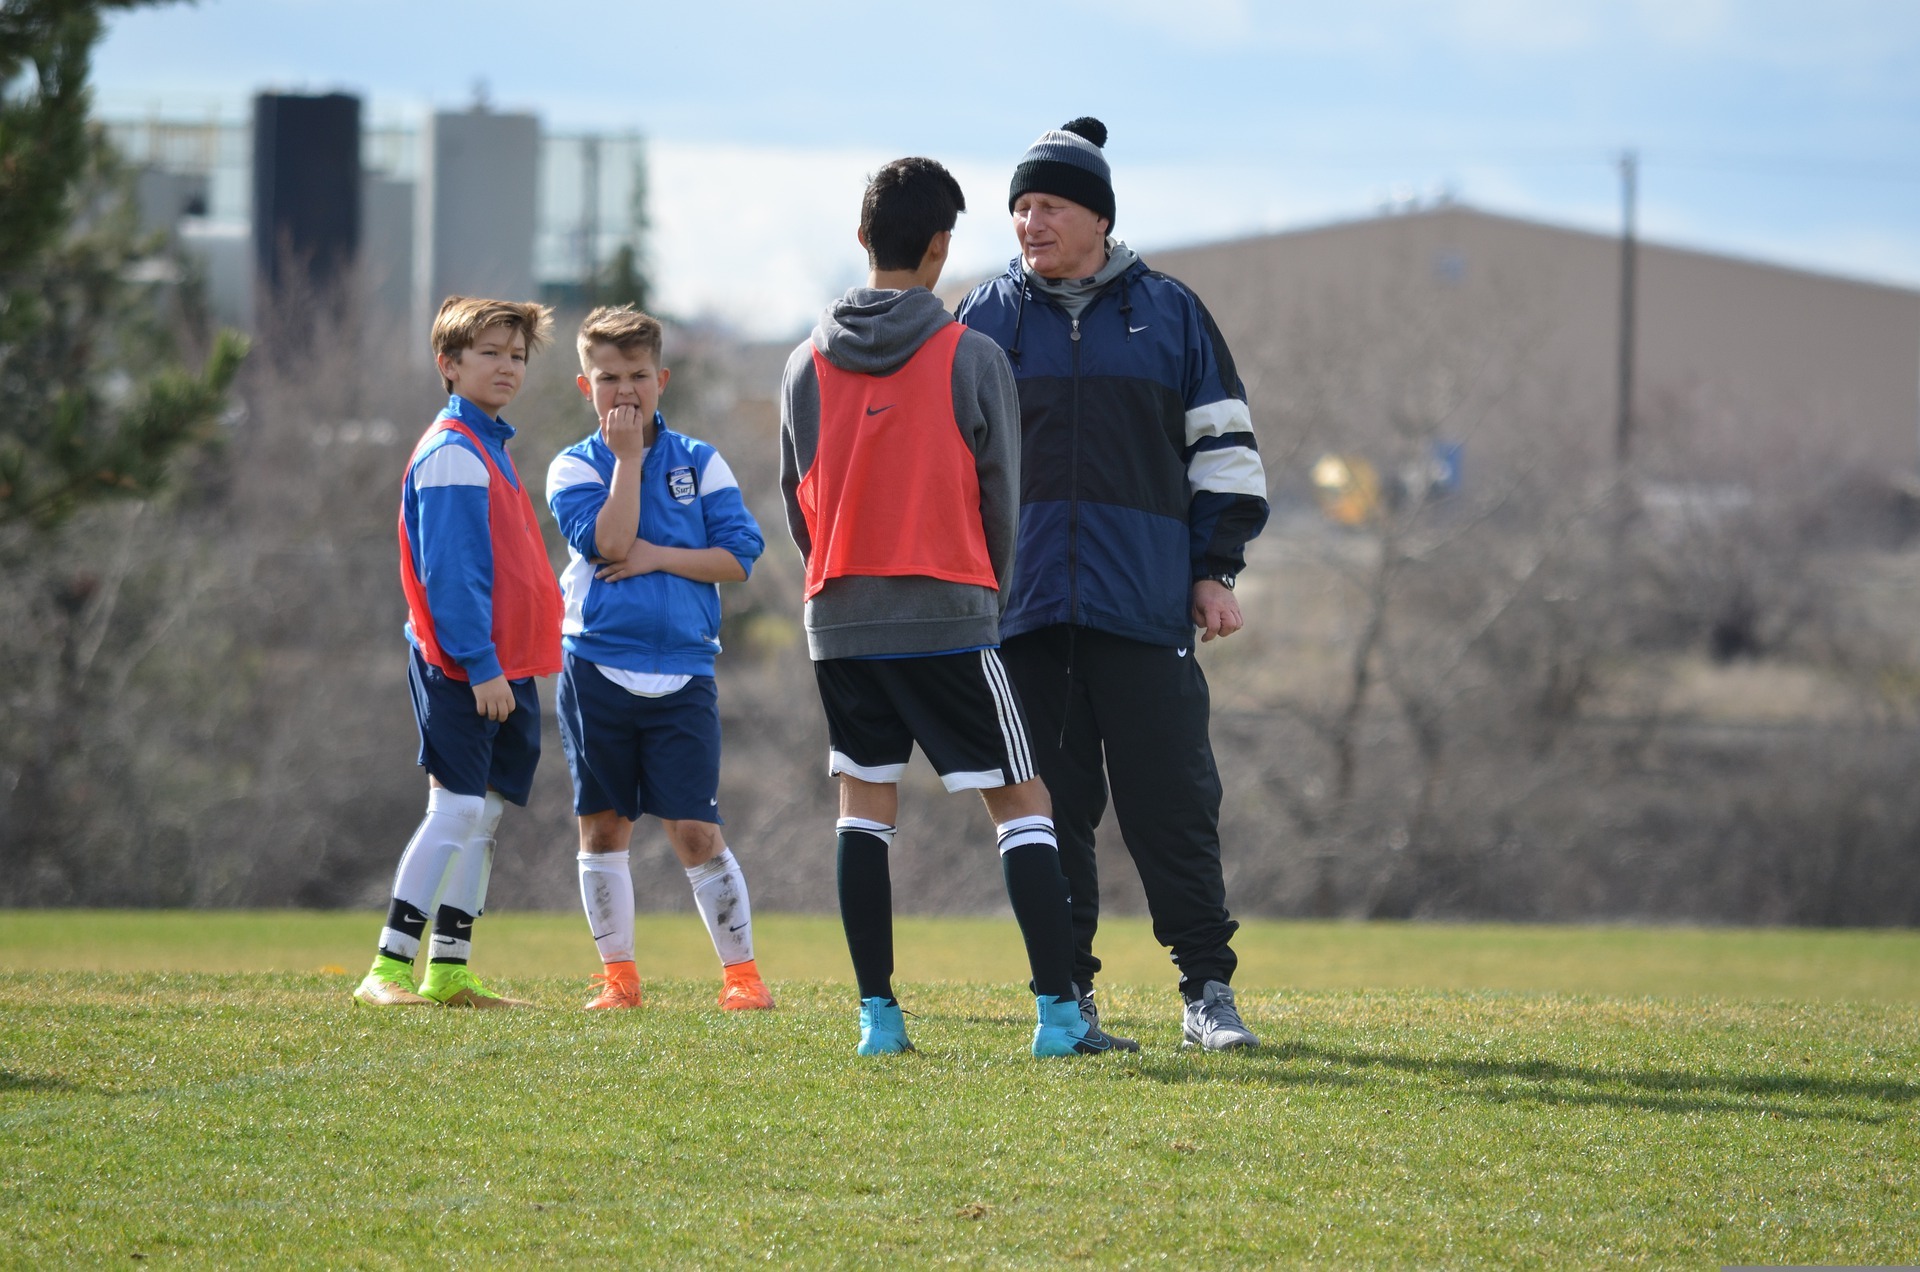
[1312,453,1381,526]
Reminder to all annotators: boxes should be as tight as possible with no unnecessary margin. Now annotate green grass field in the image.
[2,912,1916,1267]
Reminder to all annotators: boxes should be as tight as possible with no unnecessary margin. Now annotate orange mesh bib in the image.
[798,323,997,599]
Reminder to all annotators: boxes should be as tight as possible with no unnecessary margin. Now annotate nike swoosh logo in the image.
[710,797,719,805]
[1176,648,1190,658]
[865,404,895,416]
[1128,324,1149,334]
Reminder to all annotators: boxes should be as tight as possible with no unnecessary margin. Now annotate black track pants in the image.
[1000,625,1239,997]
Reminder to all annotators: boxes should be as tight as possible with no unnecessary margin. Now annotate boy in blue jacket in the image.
[353,296,561,1011]
[546,306,771,1012]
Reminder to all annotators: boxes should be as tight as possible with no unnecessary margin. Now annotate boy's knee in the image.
[662,818,725,865]
[578,811,634,854]
[982,777,1051,823]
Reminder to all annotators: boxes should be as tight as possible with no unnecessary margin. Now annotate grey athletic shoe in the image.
[1182,980,1259,1051]
[1076,986,1141,1053]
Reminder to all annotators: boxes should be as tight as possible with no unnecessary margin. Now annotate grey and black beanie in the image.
[1008,116,1114,229]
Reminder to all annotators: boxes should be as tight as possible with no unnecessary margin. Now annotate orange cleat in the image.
[718,960,774,1011]
[584,960,642,1010]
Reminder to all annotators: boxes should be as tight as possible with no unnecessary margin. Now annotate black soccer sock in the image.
[1000,841,1075,1001]
[428,905,476,965]
[377,899,430,964]
[836,827,896,1003]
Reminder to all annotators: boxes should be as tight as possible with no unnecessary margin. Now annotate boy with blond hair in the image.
[546,306,772,1012]
[354,296,563,1009]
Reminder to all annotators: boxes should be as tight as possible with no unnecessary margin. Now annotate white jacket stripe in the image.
[699,451,740,494]
[1184,397,1253,446]
[546,453,605,502]
[413,444,489,489]
[1188,445,1269,498]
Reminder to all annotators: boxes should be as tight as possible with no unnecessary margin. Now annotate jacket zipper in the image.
[1067,314,1081,624]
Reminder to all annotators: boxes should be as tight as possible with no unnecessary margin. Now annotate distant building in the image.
[1140,204,1920,485]
[412,107,539,334]
[102,103,648,337]
[251,92,360,326]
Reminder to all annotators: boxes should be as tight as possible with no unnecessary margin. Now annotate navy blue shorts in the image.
[556,653,724,823]
[407,645,542,806]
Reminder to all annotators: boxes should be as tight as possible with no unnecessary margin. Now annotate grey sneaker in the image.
[1182,980,1259,1051]
[1076,986,1141,1053]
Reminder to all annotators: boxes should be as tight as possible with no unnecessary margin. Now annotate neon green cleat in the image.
[353,954,430,1007]
[418,962,529,1009]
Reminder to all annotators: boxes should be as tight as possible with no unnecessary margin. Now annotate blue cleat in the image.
[1035,988,1135,1056]
[1033,993,1093,1056]
[856,996,913,1055]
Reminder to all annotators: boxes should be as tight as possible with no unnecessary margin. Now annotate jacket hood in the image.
[811,286,954,375]
[1000,241,1145,293]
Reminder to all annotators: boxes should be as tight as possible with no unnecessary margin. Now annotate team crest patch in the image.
[667,466,696,504]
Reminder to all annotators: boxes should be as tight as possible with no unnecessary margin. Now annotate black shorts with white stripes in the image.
[812,648,1036,791]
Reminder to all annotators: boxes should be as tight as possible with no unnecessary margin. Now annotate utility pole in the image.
[1615,149,1638,468]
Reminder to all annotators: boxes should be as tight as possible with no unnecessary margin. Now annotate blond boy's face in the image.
[438,324,529,416]
[576,343,669,425]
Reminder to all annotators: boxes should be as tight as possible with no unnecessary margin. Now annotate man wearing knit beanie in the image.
[958,118,1272,1052]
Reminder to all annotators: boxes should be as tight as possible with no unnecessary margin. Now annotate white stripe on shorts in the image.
[828,749,907,785]
[941,768,1009,792]
[979,649,1033,784]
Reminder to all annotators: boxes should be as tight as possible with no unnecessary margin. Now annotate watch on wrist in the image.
[1201,573,1236,591]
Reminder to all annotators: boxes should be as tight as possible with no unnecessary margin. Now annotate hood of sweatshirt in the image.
[811,286,954,376]
[1024,239,1141,315]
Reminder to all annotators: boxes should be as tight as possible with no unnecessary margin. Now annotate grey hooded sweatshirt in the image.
[779,286,1022,660]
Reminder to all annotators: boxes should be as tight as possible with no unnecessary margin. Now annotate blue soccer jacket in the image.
[545,417,764,677]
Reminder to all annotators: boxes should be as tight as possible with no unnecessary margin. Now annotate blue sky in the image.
[93,0,1920,337]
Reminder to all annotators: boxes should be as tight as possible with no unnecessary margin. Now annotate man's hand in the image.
[1191,579,1244,643]
[471,674,515,721]
[595,538,663,582]
[601,403,649,463]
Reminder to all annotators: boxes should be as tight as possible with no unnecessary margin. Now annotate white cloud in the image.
[647,144,1441,337]
[647,143,1014,339]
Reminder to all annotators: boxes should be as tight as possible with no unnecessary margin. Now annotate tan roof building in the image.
[1136,204,1920,491]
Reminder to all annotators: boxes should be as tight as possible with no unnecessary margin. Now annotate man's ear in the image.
[576,374,592,398]
[856,226,869,251]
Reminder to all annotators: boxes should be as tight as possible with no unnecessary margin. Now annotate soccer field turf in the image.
[2,914,1916,1266]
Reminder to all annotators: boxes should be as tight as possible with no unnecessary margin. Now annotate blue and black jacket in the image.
[956,256,1269,648]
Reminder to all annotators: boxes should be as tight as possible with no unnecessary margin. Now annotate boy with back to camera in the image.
[546,306,773,1012]
[779,157,1132,1057]
[354,296,563,1010]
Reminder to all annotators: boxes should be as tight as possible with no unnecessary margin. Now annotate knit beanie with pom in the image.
[1008,116,1114,229]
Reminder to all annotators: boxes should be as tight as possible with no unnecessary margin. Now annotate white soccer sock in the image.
[578,850,636,965]
[441,791,505,917]
[382,788,485,960]
[428,792,504,964]
[686,848,754,967]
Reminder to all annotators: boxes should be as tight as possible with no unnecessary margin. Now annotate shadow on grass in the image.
[0,1069,77,1094]
[1127,1042,1917,1124]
